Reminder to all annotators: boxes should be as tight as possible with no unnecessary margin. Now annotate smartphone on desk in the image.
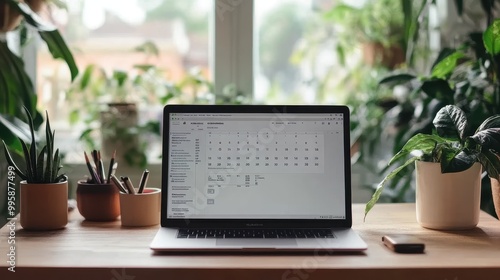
[382,235,425,254]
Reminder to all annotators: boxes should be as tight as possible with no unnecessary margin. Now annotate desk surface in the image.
[1,203,499,280]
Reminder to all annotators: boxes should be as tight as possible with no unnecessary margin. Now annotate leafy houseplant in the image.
[364,105,500,228]
[368,13,500,216]
[323,0,405,69]
[2,108,68,230]
[0,0,78,152]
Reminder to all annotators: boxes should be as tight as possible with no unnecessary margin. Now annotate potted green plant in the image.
[1,0,78,149]
[2,107,68,230]
[323,0,405,69]
[364,105,500,229]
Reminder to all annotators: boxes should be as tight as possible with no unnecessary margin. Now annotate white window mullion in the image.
[213,0,254,100]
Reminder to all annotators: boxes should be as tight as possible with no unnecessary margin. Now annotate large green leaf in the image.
[388,133,445,165]
[378,73,416,87]
[478,150,500,179]
[0,114,31,153]
[483,18,500,55]
[0,41,37,115]
[431,51,465,78]
[471,128,500,154]
[420,79,454,103]
[441,150,475,173]
[477,115,500,131]
[433,105,470,140]
[9,1,78,80]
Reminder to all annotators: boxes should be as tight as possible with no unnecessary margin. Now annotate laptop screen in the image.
[165,109,347,221]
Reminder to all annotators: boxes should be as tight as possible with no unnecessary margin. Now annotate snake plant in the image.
[2,107,67,183]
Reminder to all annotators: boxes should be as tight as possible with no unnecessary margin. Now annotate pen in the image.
[110,174,127,193]
[121,176,136,194]
[137,169,150,194]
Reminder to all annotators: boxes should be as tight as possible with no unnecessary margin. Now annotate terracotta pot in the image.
[20,181,68,230]
[416,161,481,230]
[0,2,22,32]
[491,178,500,219]
[362,42,405,69]
[76,180,120,221]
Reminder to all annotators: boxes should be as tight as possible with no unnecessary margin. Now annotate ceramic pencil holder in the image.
[119,188,161,227]
[76,180,121,221]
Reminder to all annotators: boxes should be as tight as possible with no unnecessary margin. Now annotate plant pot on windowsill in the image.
[100,102,139,164]
[362,42,404,69]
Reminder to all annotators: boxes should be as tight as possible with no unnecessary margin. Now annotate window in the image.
[35,0,212,159]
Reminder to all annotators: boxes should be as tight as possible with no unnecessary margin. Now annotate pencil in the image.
[97,150,105,183]
[121,176,136,194]
[110,174,127,193]
[84,151,100,184]
[137,169,150,194]
[106,150,116,183]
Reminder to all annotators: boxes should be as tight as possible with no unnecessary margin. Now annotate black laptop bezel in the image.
[161,105,353,229]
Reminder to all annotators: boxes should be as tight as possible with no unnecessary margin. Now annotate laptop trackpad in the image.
[216,239,298,247]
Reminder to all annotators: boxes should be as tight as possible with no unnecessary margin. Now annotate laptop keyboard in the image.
[176,229,334,239]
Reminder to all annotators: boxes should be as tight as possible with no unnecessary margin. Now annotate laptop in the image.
[150,105,367,252]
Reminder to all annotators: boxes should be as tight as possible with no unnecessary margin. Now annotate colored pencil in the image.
[84,151,100,184]
[106,150,116,183]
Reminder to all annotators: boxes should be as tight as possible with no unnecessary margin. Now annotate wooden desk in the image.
[1,203,499,280]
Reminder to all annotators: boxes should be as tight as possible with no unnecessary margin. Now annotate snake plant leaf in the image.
[23,107,38,180]
[52,149,61,182]
[483,18,500,55]
[45,111,54,182]
[36,146,46,182]
[433,105,471,140]
[431,51,465,79]
[2,140,27,180]
[19,138,33,183]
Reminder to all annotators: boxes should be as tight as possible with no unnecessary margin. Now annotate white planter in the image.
[416,161,481,230]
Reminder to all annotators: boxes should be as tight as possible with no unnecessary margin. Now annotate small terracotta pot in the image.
[20,181,68,230]
[491,178,500,219]
[76,180,120,221]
